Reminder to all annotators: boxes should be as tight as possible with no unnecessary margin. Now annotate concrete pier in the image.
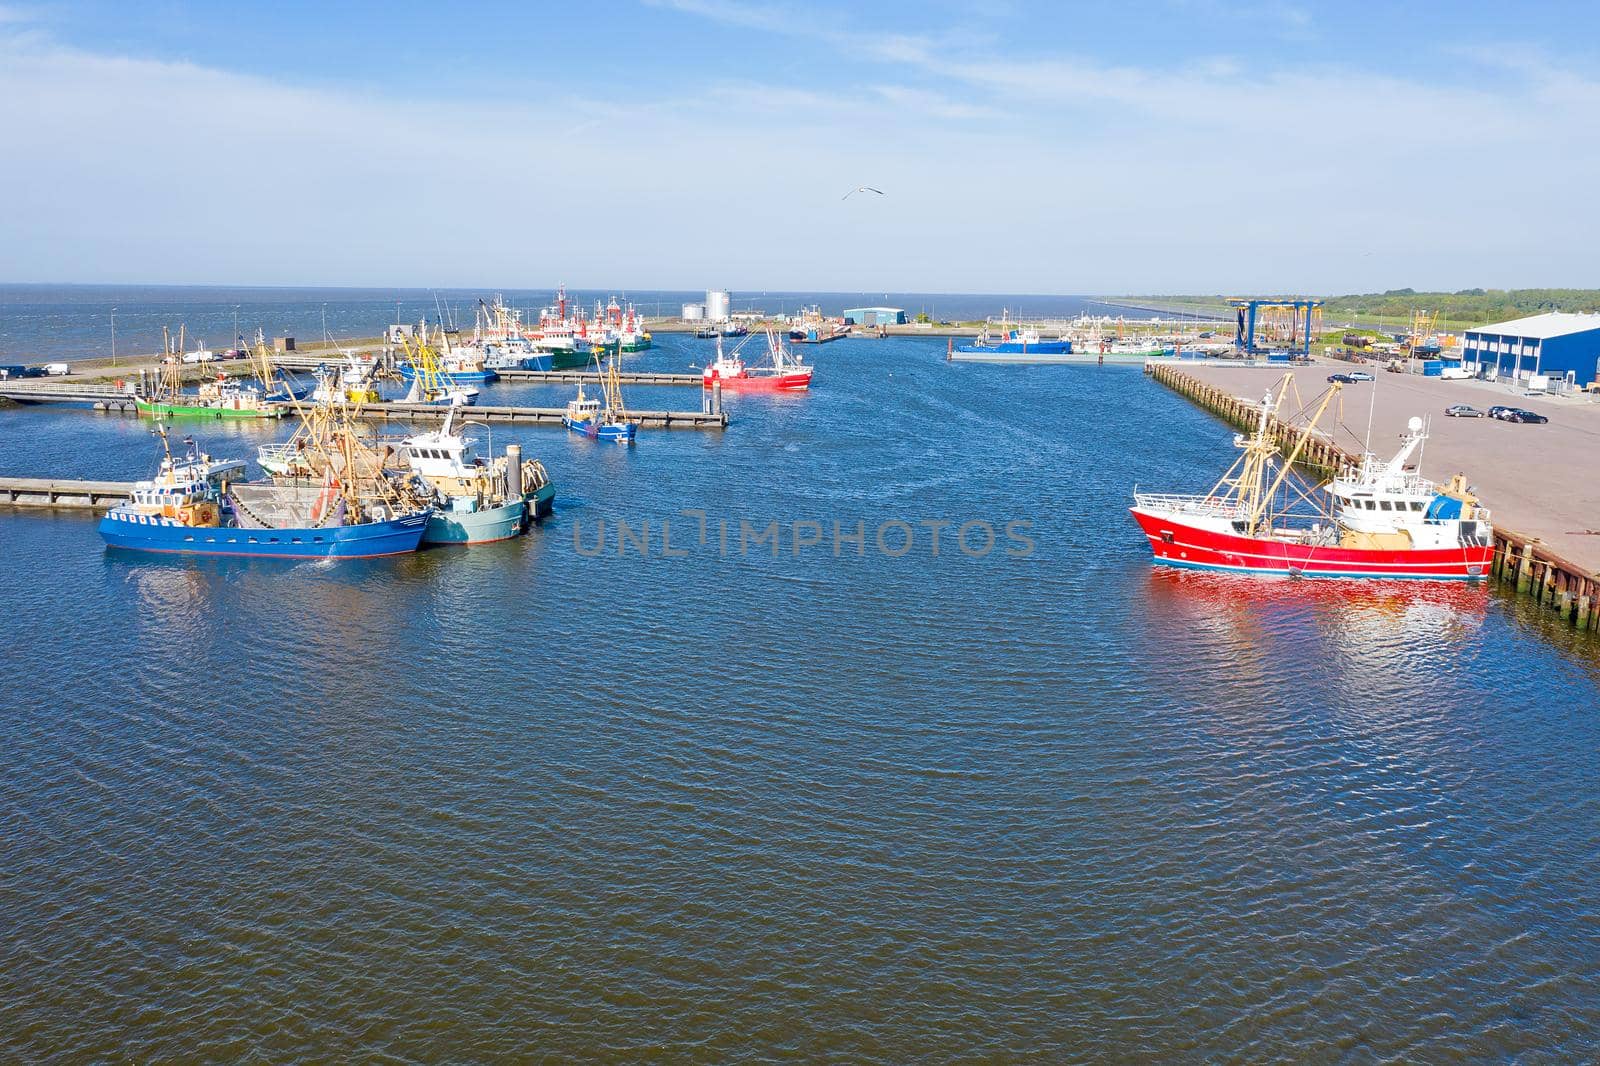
[494,369,703,387]
[0,477,134,510]
[338,401,727,430]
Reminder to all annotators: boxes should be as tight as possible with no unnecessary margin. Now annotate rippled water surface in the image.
[2,332,1599,1062]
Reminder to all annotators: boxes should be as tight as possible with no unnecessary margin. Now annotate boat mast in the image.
[1243,381,1340,536]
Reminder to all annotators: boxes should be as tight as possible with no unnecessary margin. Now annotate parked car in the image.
[0,365,45,379]
[181,348,219,364]
[1348,371,1374,381]
[222,348,249,360]
[1327,372,1355,383]
[1445,404,1485,418]
[1439,366,1474,380]
[43,362,71,376]
[1489,405,1548,424]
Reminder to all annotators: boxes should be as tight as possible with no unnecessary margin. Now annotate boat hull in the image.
[619,338,652,352]
[703,370,812,391]
[954,340,1072,355]
[563,416,636,443]
[399,365,498,384]
[546,348,593,370]
[1130,507,1493,580]
[948,352,1152,365]
[134,399,281,420]
[424,499,526,545]
[99,509,431,559]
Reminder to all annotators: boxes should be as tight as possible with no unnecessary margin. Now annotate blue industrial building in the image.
[842,306,906,326]
[1462,312,1600,385]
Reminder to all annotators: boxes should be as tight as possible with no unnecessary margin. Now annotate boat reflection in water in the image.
[1142,567,1488,651]
[1139,567,1489,701]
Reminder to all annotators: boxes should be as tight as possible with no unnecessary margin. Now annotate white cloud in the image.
[1,7,1598,293]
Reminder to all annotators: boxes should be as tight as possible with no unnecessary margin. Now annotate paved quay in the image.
[1164,360,1600,574]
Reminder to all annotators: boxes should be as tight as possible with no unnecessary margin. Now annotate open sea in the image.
[1,287,1598,1061]
[0,284,1169,364]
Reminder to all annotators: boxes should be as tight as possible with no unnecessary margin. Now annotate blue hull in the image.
[423,499,526,545]
[399,364,499,384]
[98,510,431,559]
[563,417,636,443]
[954,339,1073,354]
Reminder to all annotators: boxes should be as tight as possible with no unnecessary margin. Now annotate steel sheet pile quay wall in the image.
[1146,361,1600,635]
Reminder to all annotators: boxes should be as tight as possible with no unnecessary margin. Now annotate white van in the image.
[1439,366,1473,380]
[44,362,71,376]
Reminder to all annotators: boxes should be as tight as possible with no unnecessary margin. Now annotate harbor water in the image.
[2,323,1598,1059]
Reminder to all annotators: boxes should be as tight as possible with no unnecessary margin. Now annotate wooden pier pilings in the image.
[1145,360,1600,635]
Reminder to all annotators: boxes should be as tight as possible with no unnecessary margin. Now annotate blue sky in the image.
[2,1,1598,293]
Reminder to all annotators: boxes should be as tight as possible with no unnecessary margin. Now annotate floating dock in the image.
[0,381,728,430]
[338,400,727,429]
[494,369,702,387]
[1146,360,1600,636]
[1,477,133,510]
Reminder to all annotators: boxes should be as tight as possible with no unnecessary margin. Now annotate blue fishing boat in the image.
[398,361,498,384]
[99,429,432,559]
[954,327,1072,356]
[397,323,498,386]
[562,359,637,444]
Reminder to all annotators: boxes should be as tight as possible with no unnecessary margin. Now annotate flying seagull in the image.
[842,186,884,200]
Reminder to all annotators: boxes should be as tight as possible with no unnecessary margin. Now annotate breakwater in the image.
[1146,361,1600,635]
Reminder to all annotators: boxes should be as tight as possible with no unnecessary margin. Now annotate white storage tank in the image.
[682,303,705,321]
[706,289,731,323]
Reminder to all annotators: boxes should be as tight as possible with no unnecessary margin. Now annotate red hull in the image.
[1130,508,1492,580]
[703,369,812,392]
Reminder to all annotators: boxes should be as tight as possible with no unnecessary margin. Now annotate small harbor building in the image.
[842,307,906,327]
[1462,312,1600,385]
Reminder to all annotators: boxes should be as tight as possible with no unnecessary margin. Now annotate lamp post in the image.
[110,307,117,367]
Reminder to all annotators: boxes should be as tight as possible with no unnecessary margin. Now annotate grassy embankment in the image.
[1120,289,1600,334]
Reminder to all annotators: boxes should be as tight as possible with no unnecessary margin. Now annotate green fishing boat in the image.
[135,326,290,419]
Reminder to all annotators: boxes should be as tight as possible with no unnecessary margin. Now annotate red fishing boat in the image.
[1130,374,1494,580]
[702,328,813,392]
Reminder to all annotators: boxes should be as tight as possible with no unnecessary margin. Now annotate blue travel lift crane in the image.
[1228,298,1323,357]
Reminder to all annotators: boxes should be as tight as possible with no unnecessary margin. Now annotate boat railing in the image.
[1133,492,1248,519]
[257,442,299,464]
